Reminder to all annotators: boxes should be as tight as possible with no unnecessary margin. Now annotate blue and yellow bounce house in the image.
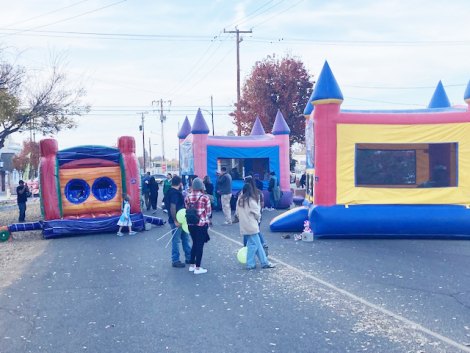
[271,61,470,239]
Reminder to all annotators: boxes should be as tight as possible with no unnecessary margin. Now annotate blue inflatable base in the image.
[270,206,309,232]
[311,205,470,239]
[43,213,145,239]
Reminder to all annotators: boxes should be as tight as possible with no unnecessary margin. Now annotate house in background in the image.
[0,137,21,198]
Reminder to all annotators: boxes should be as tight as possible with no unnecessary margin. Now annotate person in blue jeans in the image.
[241,175,269,256]
[166,175,192,268]
[236,183,275,270]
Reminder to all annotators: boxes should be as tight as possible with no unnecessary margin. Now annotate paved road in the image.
[1,206,470,353]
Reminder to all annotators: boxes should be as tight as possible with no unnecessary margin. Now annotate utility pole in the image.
[210,95,214,136]
[138,111,148,173]
[224,28,252,135]
[152,99,171,163]
[148,137,152,170]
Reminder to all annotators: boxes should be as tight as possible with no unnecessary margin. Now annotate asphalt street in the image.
[1,204,470,353]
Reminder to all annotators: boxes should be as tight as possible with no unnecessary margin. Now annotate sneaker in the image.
[129,231,137,235]
[116,232,124,237]
[188,265,196,272]
[223,221,232,225]
[262,263,276,269]
[172,261,185,268]
[246,266,256,270]
[193,267,207,275]
[163,209,168,213]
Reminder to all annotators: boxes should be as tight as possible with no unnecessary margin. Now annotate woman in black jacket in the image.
[148,176,159,211]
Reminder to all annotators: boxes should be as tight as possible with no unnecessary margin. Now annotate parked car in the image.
[151,174,167,184]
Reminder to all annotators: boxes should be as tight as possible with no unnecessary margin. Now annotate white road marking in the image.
[210,228,470,353]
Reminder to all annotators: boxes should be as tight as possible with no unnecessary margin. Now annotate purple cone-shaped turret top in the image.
[177,116,192,139]
[191,108,210,135]
[250,116,266,135]
[271,109,290,135]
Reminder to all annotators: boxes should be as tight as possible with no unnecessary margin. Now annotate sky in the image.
[1,0,469,161]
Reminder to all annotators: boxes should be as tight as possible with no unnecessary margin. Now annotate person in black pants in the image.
[149,176,159,212]
[16,180,29,222]
[185,178,212,275]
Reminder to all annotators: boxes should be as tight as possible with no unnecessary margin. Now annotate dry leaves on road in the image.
[0,199,48,289]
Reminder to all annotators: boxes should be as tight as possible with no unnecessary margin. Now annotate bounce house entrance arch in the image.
[207,145,280,190]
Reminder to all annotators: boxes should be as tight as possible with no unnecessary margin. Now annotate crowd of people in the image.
[118,169,278,274]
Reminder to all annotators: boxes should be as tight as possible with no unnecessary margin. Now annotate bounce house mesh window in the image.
[218,158,269,181]
[355,143,457,188]
[65,179,90,204]
[92,177,117,201]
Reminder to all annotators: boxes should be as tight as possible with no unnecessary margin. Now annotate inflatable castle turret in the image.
[178,109,293,208]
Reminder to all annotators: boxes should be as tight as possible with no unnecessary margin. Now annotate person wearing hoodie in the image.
[236,183,275,270]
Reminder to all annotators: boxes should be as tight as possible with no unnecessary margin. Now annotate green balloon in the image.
[237,247,247,264]
[176,209,186,224]
[182,222,189,234]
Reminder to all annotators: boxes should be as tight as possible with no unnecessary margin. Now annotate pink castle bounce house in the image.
[178,109,293,208]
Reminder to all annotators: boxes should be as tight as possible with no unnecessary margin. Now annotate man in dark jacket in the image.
[216,167,233,224]
[17,180,29,222]
[166,175,191,268]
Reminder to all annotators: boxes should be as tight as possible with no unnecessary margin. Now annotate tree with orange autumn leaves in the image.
[12,139,40,179]
[232,55,313,145]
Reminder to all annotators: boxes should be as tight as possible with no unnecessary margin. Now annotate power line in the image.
[0,0,127,38]
[251,0,304,29]
[226,0,282,29]
[3,27,469,47]
[3,0,92,29]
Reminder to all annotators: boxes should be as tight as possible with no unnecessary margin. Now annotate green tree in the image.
[232,55,313,144]
[0,53,89,149]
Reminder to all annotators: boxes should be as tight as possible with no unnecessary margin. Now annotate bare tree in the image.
[0,52,89,148]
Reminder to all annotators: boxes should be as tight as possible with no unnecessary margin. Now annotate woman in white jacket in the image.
[236,183,275,270]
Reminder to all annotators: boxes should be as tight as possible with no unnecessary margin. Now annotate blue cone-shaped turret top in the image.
[177,116,192,139]
[272,109,290,135]
[303,98,314,116]
[428,81,451,108]
[464,80,470,103]
[191,108,210,134]
[250,116,266,135]
[311,61,343,105]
